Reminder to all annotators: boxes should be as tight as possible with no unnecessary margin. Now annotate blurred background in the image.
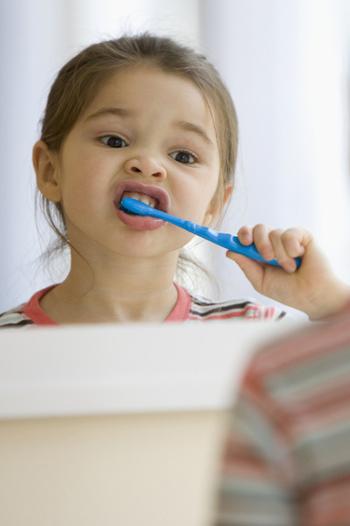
[1,0,350,315]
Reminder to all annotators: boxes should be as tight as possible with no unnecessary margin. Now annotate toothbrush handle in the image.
[127,203,302,269]
[217,233,302,269]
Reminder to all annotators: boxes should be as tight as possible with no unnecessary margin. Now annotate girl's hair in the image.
[36,32,238,291]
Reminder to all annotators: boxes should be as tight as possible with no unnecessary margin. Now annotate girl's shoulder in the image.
[0,304,34,329]
[188,293,286,321]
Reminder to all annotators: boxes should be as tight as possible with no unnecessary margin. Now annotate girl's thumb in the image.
[226,251,263,290]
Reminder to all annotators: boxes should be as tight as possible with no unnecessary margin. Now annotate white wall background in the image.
[201,0,350,313]
[1,0,350,315]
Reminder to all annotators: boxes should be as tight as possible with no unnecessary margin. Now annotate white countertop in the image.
[0,319,305,419]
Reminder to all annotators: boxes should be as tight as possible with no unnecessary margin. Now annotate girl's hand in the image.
[227,224,350,320]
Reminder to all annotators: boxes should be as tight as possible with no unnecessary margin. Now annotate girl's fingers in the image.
[237,225,253,245]
[251,224,274,261]
[237,225,310,273]
[280,228,306,257]
[269,229,299,272]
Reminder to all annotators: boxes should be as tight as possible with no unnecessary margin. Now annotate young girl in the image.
[0,33,348,328]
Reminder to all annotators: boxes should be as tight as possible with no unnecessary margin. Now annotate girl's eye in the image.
[170,150,198,165]
[100,135,128,148]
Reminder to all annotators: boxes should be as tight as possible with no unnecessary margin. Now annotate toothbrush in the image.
[120,197,302,269]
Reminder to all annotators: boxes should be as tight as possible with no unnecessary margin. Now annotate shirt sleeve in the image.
[211,367,298,526]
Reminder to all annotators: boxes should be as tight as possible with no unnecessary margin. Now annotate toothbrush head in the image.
[120,197,154,216]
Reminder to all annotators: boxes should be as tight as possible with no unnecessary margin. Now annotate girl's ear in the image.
[222,183,234,207]
[32,140,62,202]
[203,183,234,226]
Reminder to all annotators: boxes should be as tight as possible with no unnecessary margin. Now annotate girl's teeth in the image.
[124,192,156,208]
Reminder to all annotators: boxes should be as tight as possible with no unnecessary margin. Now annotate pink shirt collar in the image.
[21,283,192,325]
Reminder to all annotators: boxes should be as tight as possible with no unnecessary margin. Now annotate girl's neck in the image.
[40,255,179,324]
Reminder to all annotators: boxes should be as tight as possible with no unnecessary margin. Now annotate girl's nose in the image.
[124,156,167,180]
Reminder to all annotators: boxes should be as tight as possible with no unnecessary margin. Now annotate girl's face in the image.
[44,65,224,258]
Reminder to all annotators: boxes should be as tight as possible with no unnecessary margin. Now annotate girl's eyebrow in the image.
[84,106,134,121]
[173,120,214,146]
[84,106,214,146]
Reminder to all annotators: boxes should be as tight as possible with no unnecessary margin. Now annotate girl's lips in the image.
[116,208,164,231]
[113,180,170,231]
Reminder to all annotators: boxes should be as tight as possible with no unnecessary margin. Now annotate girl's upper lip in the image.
[114,180,170,212]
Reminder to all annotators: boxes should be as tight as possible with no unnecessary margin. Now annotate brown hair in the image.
[35,32,239,290]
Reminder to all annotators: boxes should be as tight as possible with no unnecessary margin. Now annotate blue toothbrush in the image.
[120,197,302,269]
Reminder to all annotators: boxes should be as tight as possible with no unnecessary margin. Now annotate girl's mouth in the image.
[120,191,159,209]
[113,182,170,231]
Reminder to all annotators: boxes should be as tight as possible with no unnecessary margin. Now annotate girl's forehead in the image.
[84,65,215,128]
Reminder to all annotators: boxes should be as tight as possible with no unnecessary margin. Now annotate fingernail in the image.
[286,261,296,272]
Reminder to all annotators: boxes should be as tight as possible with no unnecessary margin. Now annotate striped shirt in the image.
[213,301,350,526]
[0,283,285,328]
